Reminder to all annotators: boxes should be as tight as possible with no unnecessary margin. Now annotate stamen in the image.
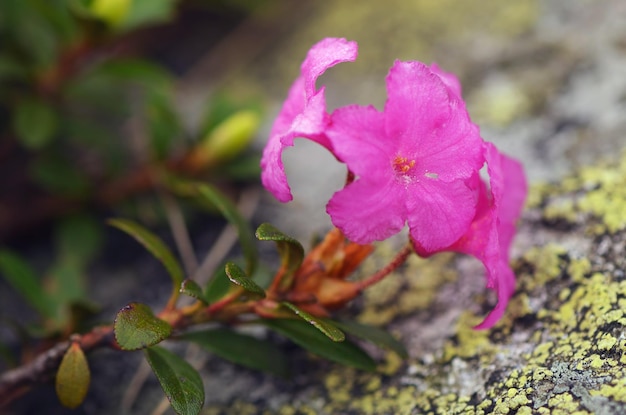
[392,155,416,175]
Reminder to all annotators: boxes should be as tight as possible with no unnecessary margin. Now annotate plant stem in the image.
[355,243,413,291]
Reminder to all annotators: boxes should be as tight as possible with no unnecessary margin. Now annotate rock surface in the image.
[5,1,626,414]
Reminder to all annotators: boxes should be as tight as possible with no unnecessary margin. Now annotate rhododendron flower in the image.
[260,38,528,328]
[326,61,484,251]
[260,37,358,202]
[446,143,527,329]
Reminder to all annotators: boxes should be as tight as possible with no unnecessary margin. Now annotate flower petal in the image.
[407,177,478,253]
[261,38,358,202]
[450,143,527,329]
[384,61,483,181]
[429,63,463,100]
[327,104,391,176]
[301,38,358,97]
[327,178,407,244]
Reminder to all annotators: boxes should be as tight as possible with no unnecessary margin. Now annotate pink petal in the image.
[407,178,478,253]
[429,63,463,100]
[450,143,527,329]
[327,178,407,244]
[327,104,392,176]
[384,61,483,182]
[261,38,358,202]
[302,38,358,97]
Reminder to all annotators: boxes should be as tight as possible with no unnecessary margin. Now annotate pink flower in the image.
[326,61,484,251]
[260,38,358,202]
[447,143,527,329]
[260,38,528,328]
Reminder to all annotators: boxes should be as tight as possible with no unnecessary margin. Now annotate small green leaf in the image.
[280,302,344,342]
[147,89,181,160]
[49,261,85,306]
[180,279,210,304]
[0,250,54,317]
[180,328,289,377]
[255,223,304,291]
[144,346,205,415]
[30,155,91,196]
[56,215,102,267]
[114,303,172,350]
[204,265,231,303]
[331,320,408,359]
[224,262,265,298]
[13,97,58,149]
[195,184,258,275]
[56,342,90,409]
[261,318,375,372]
[108,218,184,302]
[199,110,260,164]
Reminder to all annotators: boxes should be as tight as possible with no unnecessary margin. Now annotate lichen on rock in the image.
[204,153,626,414]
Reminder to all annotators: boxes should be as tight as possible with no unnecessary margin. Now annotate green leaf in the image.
[255,223,304,291]
[180,328,289,377]
[108,218,184,293]
[198,110,260,164]
[56,215,102,266]
[147,88,181,160]
[13,98,58,149]
[120,0,178,31]
[204,265,231,303]
[261,318,376,372]
[29,155,91,197]
[56,342,90,409]
[224,262,265,298]
[48,261,85,306]
[114,303,172,350]
[144,346,205,415]
[0,250,54,317]
[280,302,344,342]
[331,320,408,359]
[180,279,210,304]
[195,184,258,275]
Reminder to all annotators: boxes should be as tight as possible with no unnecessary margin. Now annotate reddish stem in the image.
[355,243,413,291]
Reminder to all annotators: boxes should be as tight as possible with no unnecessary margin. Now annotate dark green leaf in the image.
[56,215,102,266]
[261,318,375,372]
[147,89,181,160]
[29,155,91,197]
[120,0,178,31]
[96,59,172,88]
[219,153,262,181]
[13,98,58,149]
[195,184,258,275]
[255,223,304,291]
[281,302,344,342]
[331,320,408,359]
[204,265,231,303]
[180,328,289,377]
[108,218,184,291]
[224,262,265,298]
[0,250,54,317]
[180,279,210,304]
[56,342,90,409]
[0,55,26,82]
[114,303,172,350]
[144,346,205,415]
[49,261,85,306]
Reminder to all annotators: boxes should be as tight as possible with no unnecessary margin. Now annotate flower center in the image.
[392,155,416,176]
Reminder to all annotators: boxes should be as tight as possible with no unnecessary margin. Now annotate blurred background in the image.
[1,0,626,413]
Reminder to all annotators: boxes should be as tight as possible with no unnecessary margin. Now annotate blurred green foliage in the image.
[0,0,264,366]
